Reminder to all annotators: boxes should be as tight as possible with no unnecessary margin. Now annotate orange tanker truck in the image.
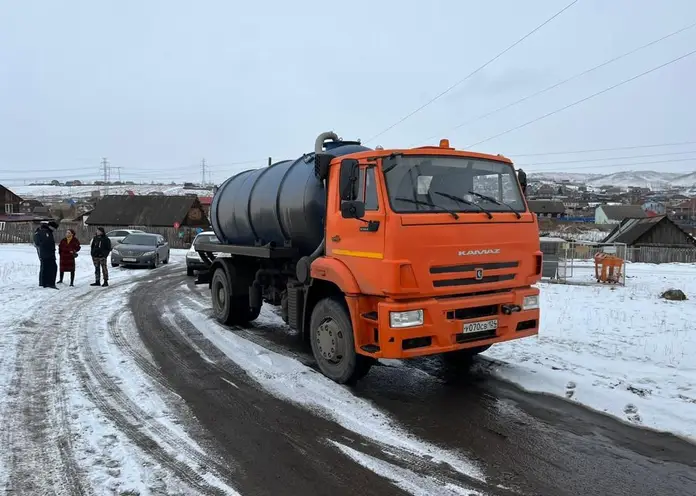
[195,132,542,383]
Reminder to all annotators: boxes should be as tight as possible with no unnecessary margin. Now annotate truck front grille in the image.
[430,261,518,288]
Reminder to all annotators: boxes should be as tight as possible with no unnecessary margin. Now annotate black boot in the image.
[90,280,101,287]
[102,281,109,287]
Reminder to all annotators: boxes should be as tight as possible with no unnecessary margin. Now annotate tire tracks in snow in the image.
[4,269,240,495]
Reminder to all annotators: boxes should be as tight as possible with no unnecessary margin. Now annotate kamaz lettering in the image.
[458,249,501,256]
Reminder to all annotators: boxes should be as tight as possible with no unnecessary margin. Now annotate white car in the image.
[106,229,146,246]
[186,230,221,276]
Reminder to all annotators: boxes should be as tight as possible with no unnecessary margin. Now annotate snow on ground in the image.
[10,184,213,199]
[483,262,696,441]
[0,244,240,495]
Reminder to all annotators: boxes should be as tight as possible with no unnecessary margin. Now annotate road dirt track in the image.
[130,268,696,496]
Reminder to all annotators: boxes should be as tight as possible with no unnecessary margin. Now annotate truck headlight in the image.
[390,309,424,328]
[522,295,539,310]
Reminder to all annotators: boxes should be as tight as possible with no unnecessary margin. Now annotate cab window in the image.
[356,167,379,211]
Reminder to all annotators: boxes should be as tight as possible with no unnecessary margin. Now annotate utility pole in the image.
[113,166,122,182]
[201,158,207,186]
[100,157,111,196]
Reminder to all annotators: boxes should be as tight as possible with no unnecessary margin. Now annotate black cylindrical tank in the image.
[211,141,371,257]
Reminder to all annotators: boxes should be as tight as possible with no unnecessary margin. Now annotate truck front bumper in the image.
[367,287,540,359]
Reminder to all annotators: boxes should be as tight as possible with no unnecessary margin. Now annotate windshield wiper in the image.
[395,197,459,219]
[433,191,493,220]
[467,191,522,219]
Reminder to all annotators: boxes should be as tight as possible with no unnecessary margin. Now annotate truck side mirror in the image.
[339,159,359,201]
[341,200,365,219]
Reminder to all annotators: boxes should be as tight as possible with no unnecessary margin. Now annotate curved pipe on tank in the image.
[315,131,340,154]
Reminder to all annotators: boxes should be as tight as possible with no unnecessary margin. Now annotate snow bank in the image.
[484,263,696,441]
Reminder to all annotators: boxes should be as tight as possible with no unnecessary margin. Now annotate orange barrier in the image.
[594,253,624,284]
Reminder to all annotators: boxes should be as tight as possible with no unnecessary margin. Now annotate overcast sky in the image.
[1,0,694,185]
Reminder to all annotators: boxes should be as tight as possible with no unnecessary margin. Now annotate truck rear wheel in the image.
[211,267,261,326]
[309,297,372,384]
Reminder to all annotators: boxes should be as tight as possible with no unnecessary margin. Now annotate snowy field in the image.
[484,262,696,441]
[9,184,213,199]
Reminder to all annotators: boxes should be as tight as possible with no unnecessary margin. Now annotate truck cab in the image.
[309,139,542,380]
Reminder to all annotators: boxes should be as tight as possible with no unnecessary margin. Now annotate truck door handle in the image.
[331,235,341,242]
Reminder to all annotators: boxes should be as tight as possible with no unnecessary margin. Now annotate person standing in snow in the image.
[90,227,112,287]
[58,228,81,286]
[33,221,47,286]
[35,220,59,289]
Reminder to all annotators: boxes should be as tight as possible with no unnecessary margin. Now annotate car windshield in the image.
[122,234,157,246]
[194,234,218,245]
[383,155,525,214]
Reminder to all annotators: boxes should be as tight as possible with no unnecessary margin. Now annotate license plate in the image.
[463,319,498,334]
[123,257,137,262]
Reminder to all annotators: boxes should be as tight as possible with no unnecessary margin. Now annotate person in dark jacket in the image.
[35,220,59,289]
[90,227,112,287]
[58,228,81,286]
[33,222,46,287]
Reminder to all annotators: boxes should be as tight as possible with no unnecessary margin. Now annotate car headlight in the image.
[522,295,540,310]
[112,248,120,255]
[143,251,155,257]
[187,251,201,259]
[390,309,424,328]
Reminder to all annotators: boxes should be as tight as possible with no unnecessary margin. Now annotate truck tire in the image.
[211,267,261,326]
[309,297,372,384]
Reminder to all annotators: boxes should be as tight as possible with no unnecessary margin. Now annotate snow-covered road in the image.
[0,246,239,495]
[1,244,695,496]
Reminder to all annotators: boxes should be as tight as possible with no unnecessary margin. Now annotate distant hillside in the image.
[530,169,696,190]
[11,184,214,199]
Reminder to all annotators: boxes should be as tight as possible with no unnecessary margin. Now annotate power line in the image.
[507,140,696,157]
[519,149,696,167]
[363,0,580,144]
[415,21,696,146]
[467,48,696,148]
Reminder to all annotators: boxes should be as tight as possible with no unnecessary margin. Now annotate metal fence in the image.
[540,240,628,285]
[0,222,200,249]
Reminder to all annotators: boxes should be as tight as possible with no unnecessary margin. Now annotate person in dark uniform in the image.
[35,220,59,289]
[517,168,528,196]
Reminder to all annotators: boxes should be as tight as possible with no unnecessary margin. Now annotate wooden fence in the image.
[0,223,201,249]
[627,246,696,264]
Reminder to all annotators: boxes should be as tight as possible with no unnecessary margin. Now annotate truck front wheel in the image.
[309,297,372,384]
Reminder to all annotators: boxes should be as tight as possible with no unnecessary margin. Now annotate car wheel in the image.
[150,255,159,269]
[187,267,194,277]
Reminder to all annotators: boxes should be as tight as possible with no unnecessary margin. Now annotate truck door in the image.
[327,161,386,294]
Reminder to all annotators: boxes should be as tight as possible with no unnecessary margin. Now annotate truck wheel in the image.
[309,297,372,384]
[211,268,235,325]
[230,295,261,324]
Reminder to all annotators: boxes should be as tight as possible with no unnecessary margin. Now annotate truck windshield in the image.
[382,155,525,214]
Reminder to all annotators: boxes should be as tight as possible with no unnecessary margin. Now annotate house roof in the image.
[85,195,201,227]
[0,184,23,202]
[602,215,696,246]
[527,200,565,214]
[598,204,647,221]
